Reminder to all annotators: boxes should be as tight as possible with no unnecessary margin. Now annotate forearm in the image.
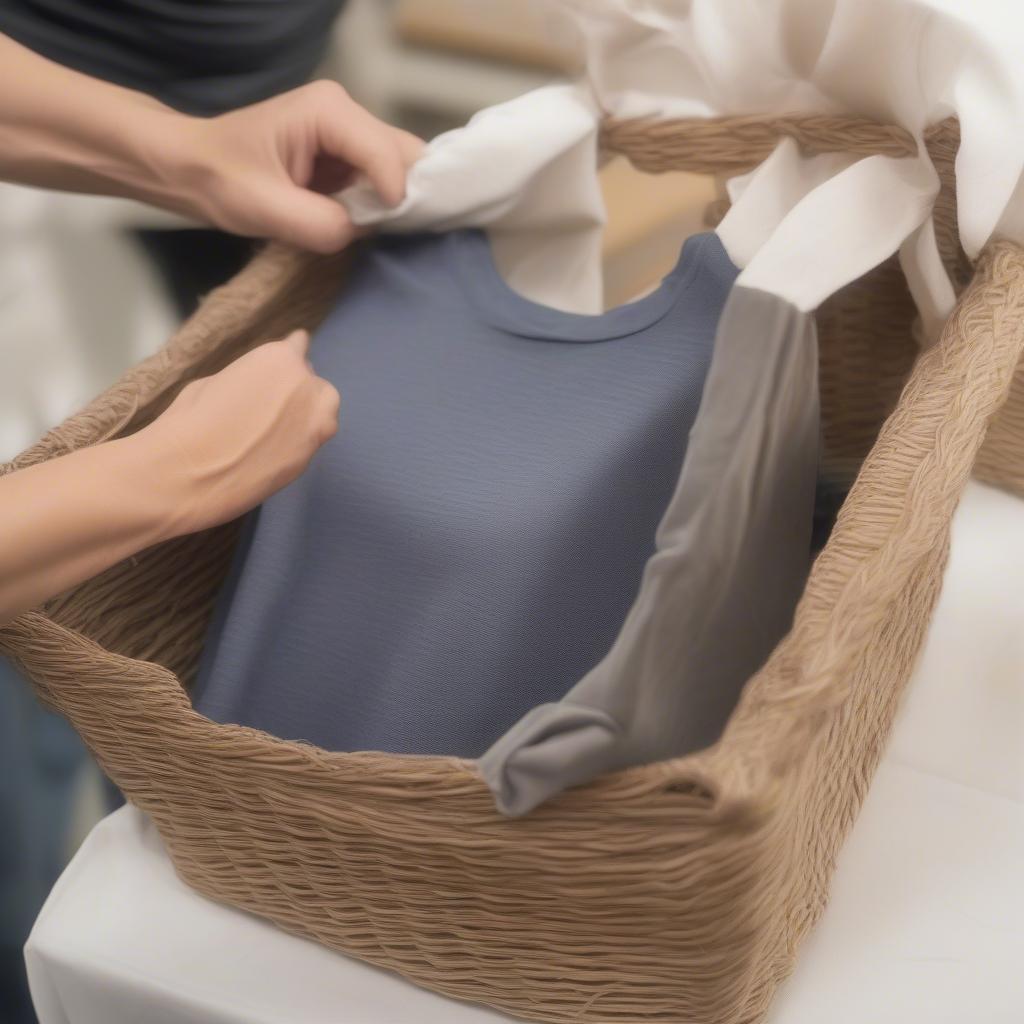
[0,34,420,251]
[0,33,198,214]
[0,435,181,625]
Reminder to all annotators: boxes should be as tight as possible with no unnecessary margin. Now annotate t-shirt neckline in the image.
[447,228,714,342]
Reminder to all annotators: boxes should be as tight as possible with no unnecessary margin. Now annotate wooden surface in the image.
[599,157,718,307]
[395,0,580,72]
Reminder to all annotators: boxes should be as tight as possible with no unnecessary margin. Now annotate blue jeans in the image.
[0,656,88,1024]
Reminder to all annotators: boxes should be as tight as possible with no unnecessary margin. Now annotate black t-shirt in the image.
[0,0,346,115]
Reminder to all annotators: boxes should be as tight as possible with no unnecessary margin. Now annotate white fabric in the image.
[342,82,607,315]
[342,0,1024,326]
[0,184,179,461]
[26,479,1024,1023]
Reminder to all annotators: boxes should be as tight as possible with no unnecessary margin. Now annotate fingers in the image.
[394,128,427,167]
[307,81,408,207]
[254,176,358,254]
[316,379,341,444]
[273,330,339,445]
[282,328,310,358]
[187,80,418,253]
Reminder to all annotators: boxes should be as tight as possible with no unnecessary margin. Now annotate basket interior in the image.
[40,119,969,701]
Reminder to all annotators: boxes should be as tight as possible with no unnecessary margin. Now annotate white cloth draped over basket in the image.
[343,0,1024,323]
[337,0,1024,814]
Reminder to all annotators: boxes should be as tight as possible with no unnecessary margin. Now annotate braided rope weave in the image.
[2,114,1023,1023]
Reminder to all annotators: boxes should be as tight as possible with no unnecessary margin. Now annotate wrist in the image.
[128,110,219,222]
[100,103,213,220]
[109,429,201,546]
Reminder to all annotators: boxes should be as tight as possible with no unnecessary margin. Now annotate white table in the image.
[25,481,1024,1024]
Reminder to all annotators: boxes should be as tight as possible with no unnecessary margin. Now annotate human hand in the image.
[168,81,425,253]
[0,329,339,624]
[0,38,423,251]
[132,329,340,538]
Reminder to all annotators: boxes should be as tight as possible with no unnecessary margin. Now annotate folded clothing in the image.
[192,228,740,759]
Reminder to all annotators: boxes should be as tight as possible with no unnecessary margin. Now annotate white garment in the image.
[342,0,1024,336]
[25,480,1024,1023]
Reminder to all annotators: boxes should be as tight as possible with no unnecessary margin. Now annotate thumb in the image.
[251,179,358,254]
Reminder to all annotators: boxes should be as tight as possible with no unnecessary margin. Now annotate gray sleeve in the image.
[478,286,820,815]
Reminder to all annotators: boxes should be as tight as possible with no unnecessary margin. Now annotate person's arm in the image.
[0,33,423,253]
[0,331,339,626]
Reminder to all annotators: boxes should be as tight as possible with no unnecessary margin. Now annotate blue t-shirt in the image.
[192,228,739,756]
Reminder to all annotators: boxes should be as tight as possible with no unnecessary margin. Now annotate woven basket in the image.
[3,115,1024,1024]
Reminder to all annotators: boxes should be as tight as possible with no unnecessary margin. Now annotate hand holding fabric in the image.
[0,33,423,252]
[173,81,425,253]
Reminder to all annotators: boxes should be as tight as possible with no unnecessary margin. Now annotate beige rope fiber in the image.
[2,114,1024,1024]
[598,113,918,174]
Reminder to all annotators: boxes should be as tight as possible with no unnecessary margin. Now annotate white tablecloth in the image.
[25,480,1024,1024]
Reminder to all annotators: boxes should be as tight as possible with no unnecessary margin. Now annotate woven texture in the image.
[3,114,1024,1024]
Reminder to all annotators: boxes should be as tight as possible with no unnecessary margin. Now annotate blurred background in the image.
[0,1,714,1020]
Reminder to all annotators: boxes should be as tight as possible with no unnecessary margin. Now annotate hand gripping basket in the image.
[3,114,1024,1024]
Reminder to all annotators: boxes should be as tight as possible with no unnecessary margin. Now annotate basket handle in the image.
[599,113,917,175]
